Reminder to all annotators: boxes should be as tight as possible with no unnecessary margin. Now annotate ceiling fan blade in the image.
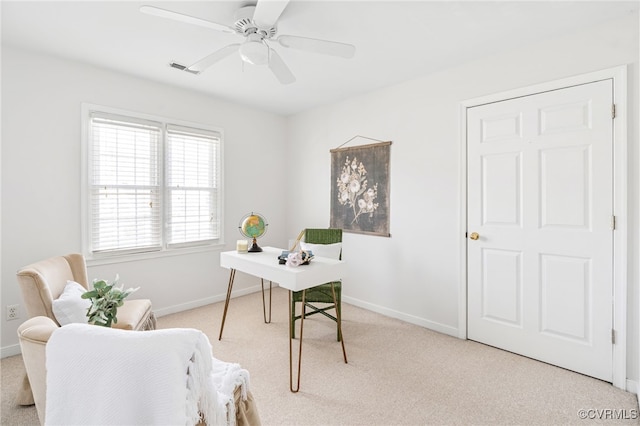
[276,35,355,59]
[253,0,290,28]
[140,5,234,34]
[187,44,241,73]
[268,49,296,85]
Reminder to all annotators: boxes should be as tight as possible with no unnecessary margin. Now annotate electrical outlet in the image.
[7,305,19,321]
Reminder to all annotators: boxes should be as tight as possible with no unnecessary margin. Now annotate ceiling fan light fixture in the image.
[239,38,269,66]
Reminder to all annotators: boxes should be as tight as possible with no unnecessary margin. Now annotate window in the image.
[83,106,222,257]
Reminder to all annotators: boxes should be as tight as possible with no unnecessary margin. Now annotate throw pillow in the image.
[52,280,91,325]
[300,242,342,260]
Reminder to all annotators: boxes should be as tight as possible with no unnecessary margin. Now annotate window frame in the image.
[81,103,224,263]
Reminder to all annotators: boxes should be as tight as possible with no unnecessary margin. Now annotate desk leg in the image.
[332,283,348,363]
[289,289,306,393]
[261,279,272,324]
[218,268,236,341]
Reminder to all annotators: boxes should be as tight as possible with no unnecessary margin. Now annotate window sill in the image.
[85,243,226,267]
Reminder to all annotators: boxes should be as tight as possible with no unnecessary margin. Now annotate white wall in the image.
[1,11,638,390]
[1,46,288,354]
[285,13,640,384]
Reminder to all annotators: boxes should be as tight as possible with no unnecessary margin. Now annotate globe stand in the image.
[248,237,262,252]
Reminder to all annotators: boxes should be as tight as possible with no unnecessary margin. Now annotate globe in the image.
[239,212,268,252]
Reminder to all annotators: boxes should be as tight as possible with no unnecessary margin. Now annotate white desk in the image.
[219,246,348,392]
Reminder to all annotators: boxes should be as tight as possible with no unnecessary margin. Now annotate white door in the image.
[467,80,614,381]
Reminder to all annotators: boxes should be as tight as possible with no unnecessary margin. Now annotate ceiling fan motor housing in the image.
[233,5,276,39]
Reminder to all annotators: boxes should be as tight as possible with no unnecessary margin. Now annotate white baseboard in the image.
[1,344,22,358]
[341,295,459,337]
[626,379,638,394]
[152,284,264,318]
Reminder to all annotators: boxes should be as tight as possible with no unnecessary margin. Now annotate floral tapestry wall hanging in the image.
[330,139,391,237]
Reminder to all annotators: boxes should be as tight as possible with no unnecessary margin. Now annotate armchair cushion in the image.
[114,298,155,330]
[51,281,90,326]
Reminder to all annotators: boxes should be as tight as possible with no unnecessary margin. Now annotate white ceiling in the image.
[2,1,638,116]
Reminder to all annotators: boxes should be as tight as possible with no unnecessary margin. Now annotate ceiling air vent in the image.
[169,62,199,75]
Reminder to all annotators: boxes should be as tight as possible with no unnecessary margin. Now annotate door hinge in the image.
[611,329,616,344]
[612,104,616,119]
[611,215,616,230]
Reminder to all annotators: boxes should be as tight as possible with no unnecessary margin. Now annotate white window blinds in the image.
[166,125,220,246]
[87,109,222,256]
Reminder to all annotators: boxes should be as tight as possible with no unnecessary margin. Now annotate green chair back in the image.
[305,228,342,254]
[290,228,344,341]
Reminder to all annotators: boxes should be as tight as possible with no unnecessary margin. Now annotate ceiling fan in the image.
[140,0,356,84]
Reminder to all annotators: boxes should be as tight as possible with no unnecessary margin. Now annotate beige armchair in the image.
[17,253,156,331]
[17,316,260,426]
[15,253,156,405]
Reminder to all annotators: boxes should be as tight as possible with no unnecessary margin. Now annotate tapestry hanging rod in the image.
[331,135,392,152]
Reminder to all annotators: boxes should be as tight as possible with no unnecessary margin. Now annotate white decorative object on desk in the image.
[236,240,248,253]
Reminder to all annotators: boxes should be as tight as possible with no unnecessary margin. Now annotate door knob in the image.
[469,232,480,240]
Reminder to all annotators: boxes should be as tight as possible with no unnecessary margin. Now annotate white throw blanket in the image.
[45,323,249,426]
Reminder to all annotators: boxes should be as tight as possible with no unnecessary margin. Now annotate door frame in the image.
[458,65,628,389]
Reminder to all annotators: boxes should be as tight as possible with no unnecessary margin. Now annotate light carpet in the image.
[2,287,638,425]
